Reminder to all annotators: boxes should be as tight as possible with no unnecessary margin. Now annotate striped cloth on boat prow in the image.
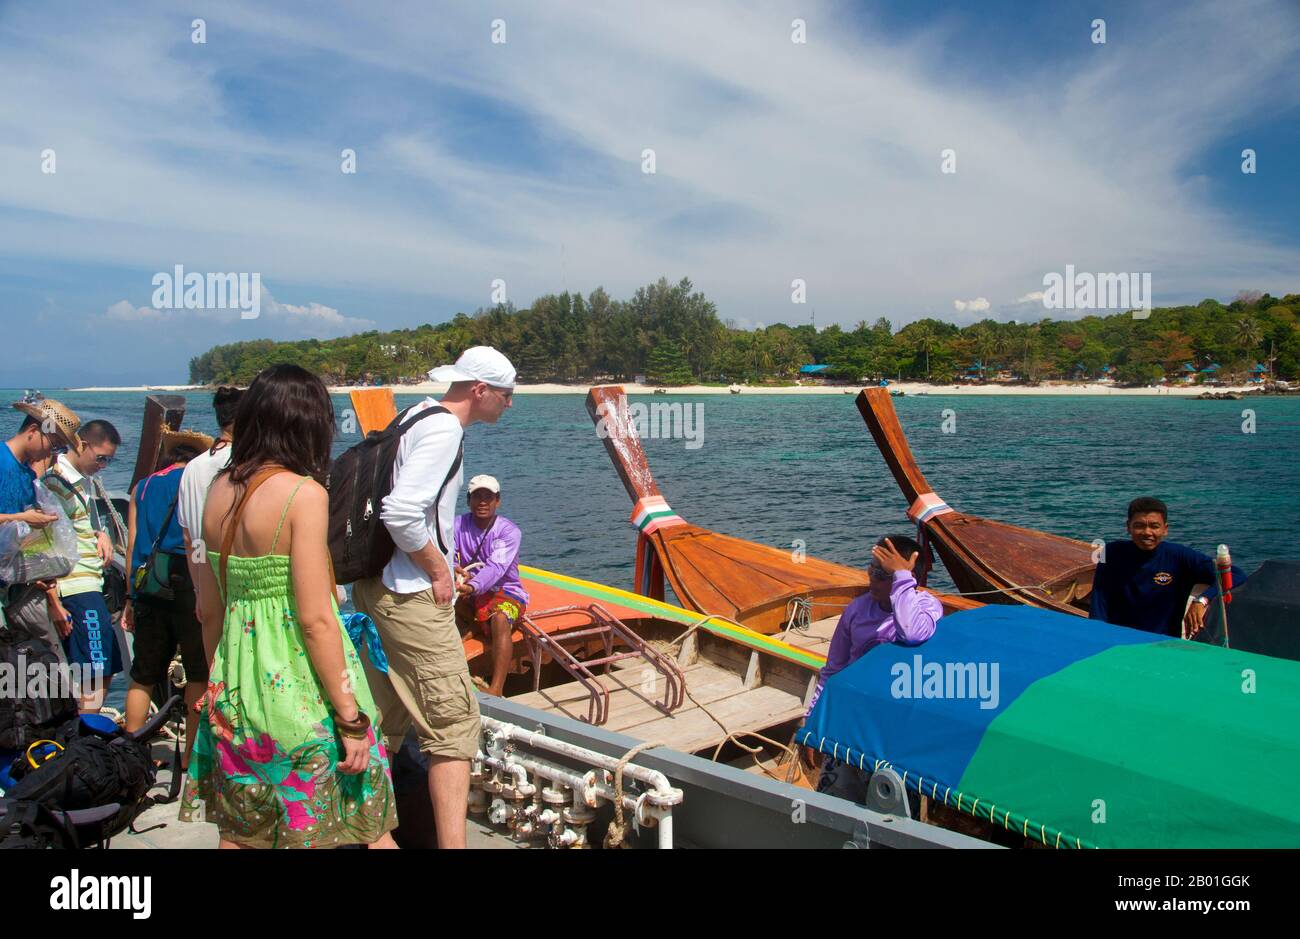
[630,496,687,536]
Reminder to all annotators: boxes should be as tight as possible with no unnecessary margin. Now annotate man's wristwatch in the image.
[1194,596,1209,607]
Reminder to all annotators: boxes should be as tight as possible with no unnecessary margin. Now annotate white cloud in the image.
[99,288,373,335]
[1016,291,1046,303]
[260,289,375,331]
[104,299,163,321]
[953,297,990,313]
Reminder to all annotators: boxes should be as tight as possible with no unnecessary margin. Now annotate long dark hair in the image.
[225,364,334,485]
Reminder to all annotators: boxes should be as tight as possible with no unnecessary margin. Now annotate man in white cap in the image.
[351,345,515,850]
[453,474,528,697]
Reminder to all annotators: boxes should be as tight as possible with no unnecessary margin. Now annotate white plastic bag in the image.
[0,481,78,583]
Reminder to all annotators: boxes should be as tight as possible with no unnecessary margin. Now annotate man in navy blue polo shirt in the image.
[1090,497,1246,638]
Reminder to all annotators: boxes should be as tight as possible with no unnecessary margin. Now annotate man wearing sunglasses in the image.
[42,421,123,713]
[801,534,944,805]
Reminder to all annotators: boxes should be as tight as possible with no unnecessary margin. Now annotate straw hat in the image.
[12,397,82,451]
[159,428,216,459]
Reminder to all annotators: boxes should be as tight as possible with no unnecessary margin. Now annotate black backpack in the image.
[0,702,174,849]
[0,620,79,750]
[327,404,464,585]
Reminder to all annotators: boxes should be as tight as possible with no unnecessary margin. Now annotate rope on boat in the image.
[91,475,129,550]
[658,615,805,784]
[781,596,813,639]
[603,739,665,849]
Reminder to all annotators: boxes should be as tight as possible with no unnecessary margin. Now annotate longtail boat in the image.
[856,387,1096,615]
[347,386,397,436]
[128,393,213,492]
[586,385,873,633]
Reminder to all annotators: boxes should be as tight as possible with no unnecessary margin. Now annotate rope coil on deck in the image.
[603,740,664,848]
[657,615,806,784]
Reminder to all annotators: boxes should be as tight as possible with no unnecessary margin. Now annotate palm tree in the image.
[1235,317,1263,354]
[969,325,996,375]
[910,323,938,378]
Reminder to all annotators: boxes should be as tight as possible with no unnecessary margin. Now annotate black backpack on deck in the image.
[326,404,464,585]
[0,620,79,750]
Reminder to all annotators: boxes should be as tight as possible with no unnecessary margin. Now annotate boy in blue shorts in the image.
[43,420,124,713]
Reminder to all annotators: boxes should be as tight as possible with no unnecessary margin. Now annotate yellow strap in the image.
[25,738,64,769]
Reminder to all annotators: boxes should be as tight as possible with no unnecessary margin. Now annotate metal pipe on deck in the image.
[476,716,683,848]
[482,717,679,809]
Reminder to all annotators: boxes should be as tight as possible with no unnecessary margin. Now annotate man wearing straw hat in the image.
[1,395,84,657]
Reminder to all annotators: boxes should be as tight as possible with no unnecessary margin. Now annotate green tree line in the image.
[189,279,1300,387]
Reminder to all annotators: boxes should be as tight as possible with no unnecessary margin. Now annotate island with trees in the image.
[189,278,1300,389]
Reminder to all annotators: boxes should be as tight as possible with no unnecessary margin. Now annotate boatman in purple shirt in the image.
[802,533,943,807]
[453,474,528,696]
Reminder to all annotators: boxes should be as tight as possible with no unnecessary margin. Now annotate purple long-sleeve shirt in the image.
[453,512,529,606]
[805,570,942,715]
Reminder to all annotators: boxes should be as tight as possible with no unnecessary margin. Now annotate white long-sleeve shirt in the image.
[379,398,464,594]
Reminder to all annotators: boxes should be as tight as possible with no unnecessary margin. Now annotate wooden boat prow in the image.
[349,387,397,437]
[588,385,881,633]
[855,387,1095,614]
[129,394,213,492]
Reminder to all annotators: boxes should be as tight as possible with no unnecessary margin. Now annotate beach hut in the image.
[799,363,831,385]
[1249,363,1268,384]
[1178,362,1197,383]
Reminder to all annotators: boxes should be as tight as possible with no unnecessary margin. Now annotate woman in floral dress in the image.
[181,364,397,848]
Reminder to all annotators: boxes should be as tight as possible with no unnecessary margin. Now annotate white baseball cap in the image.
[428,346,517,390]
[467,474,501,495]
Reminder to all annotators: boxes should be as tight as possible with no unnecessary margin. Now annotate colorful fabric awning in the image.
[799,604,1300,848]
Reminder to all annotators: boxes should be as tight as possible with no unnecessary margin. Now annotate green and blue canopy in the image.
[799,605,1300,848]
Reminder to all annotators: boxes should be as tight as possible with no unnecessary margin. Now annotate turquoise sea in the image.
[10,388,1298,596]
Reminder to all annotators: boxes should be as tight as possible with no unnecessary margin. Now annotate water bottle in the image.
[1215,544,1233,606]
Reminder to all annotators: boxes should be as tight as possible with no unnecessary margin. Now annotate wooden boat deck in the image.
[509,660,807,754]
[773,616,840,659]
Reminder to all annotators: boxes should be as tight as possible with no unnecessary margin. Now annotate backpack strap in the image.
[218,467,290,601]
[433,440,464,556]
[388,403,463,556]
[389,402,451,434]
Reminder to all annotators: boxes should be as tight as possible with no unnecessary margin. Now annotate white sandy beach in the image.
[68,380,1270,397]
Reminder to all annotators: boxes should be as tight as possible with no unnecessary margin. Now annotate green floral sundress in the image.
[179,477,396,847]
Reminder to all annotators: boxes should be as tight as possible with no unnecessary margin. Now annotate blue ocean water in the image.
[9,389,1298,595]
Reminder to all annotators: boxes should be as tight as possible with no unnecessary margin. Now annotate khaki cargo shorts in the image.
[352,577,481,762]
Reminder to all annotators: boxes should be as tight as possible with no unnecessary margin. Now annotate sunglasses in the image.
[93,453,115,466]
[868,563,890,580]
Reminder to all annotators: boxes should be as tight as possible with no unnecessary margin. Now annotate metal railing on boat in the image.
[517,603,686,725]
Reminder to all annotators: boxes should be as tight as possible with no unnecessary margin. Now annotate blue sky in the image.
[1,0,1297,385]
